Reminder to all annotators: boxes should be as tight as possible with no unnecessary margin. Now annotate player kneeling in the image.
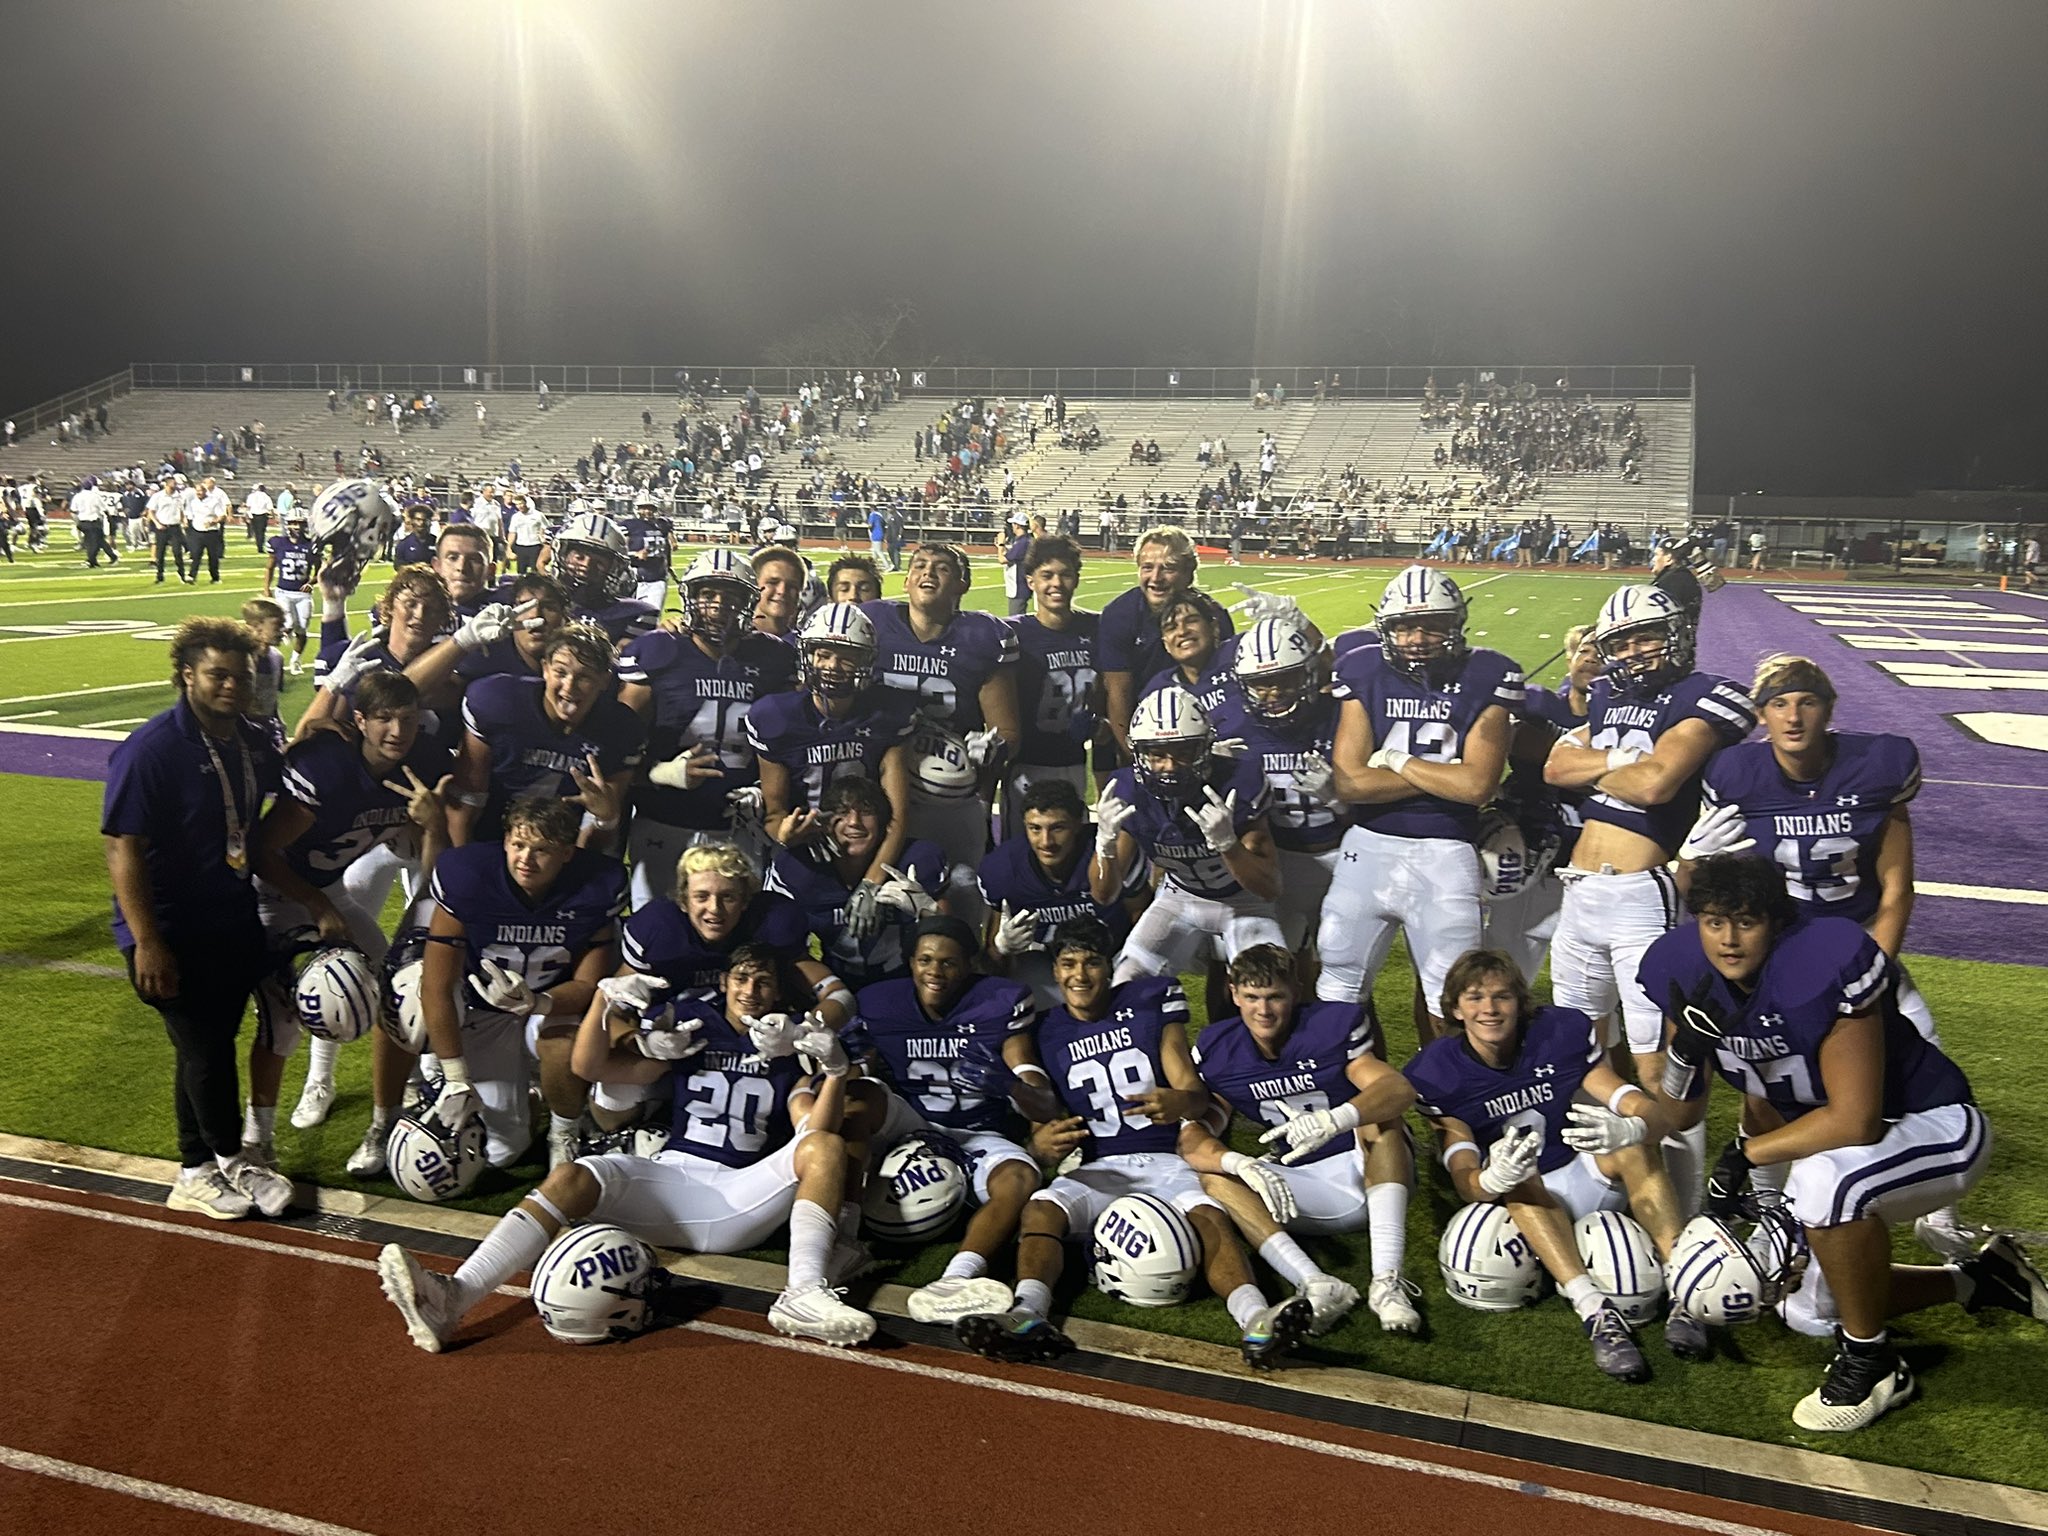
[376,943,874,1351]
[958,920,1313,1370]
[1406,949,1696,1383]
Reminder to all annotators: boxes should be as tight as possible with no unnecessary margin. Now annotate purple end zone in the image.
[0,731,119,783]
[1698,582,2048,965]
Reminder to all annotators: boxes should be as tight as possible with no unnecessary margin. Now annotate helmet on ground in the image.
[1376,565,1468,683]
[385,1083,486,1203]
[1666,1196,1802,1326]
[908,719,978,800]
[680,548,760,645]
[1128,685,1213,803]
[1090,1192,1201,1308]
[293,944,377,1043]
[1593,585,1694,694]
[552,511,635,605]
[1232,618,1319,727]
[530,1223,665,1344]
[1574,1210,1665,1325]
[797,602,878,698]
[379,926,431,1054]
[1438,1202,1545,1311]
[862,1132,970,1243]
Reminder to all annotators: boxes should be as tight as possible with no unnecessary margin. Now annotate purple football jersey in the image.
[576,596,661,641]
[1579,671,1755,854]
[267,535,315,592]
[1038,976,1190,1159]
[1012,611,1100,767]
[1098,586,1235,685]
[1403,1005,1603,1175]
[619,890,813,996]
[848,974,1036,1132]
[765,838,948,987]
[275,730,453,888]
[1140,638,1241,729]
[1192,1000,1378,1166]
[1105,753,1271,899]
[1233,691,1342,853]
[976,829,1142,951]
[1637,915,1971,1123]
[1702,733,1919,925]
[452,636,541,684]
[617,628,798,831]
[657,997,806,1168]
[620,517,675,583]
[743,685,919,811]
[1330,644,1524,841]
[861,599,1018,733]
[427,842,626,1004]
[460,675,647,843]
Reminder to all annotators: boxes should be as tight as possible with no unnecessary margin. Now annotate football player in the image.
[263,507,319,676]
[958,919,1316,1369]
[547,510,658,639]
[447,623,646,848]
[302,566,457,735]
[376,942,877,1351]
[403,572,568,694]
[1094,686,1284,996]
[1138,590,1238,719]
[978,778,1145,1008]
[1622,856,2046,1430]
[1229,617,1342,952]
[620,490,678,614]
[825,554,884,606]
[1004,534,1102,831]
[1406,948,1697,1380]
[844,917,1056,1324]
[1318,566,1522,1042]
[1543,584,1755,1203]
[1099,525,1235,763]
[617,551,798,905]
[750,545,809,640]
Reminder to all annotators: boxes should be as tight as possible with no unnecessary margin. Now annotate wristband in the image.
[1382,747,1412,775]
[1012,1064,1051,1086]
[1440,1139,1478,1170]
[440,1056,471,1087]
[580,811,619,833]
[1606,747,1643,772]
[1330,1102,1363,1134]
[1606,1083,1641,1116]
[1220,1151,1254,1176]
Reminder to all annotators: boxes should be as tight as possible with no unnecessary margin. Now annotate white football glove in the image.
[742,1010,804,1063]
[962,726,1003,770]
[1561,1103,1648,1155]
[1227,583,1305,625]
[1210,736,1250,760]
[843,880,884,944]
[1257,1102,1362,1166]
[636,1015,705,1062]
[726,784,766,832]
[1476,1125,1543,1196]
[793,1016,850,1078]
[1190,786,1240,854]
[646,743,721,790]
[1294,750,1337,804]
[1093,789,1134,868]
[872,862,939,920]
[1679,801,1757,861]
[324,626,387,693]
[1222,1150,1298,1224]
[452,601,517,653]
[429,1060,478,1134]
[993,902,1043,957]
[1367,744,1412,776]
[597,972,666,1018]
[469,957,538,1015]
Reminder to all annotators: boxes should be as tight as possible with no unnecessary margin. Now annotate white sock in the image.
[1663,1121,1708,1219]
[1014,1278,1054,1319]
[215,1151,241,1174]
[549,1112,580,1138]
[1258,1232,1319,1288]
[180,1163,210,1181]
[1366,1181,1409,1274]
[1226,1284,1268,1330]
[366,1106,394,1135]
[452,1207,552,1314]
[787,1199,836,1290]
[305,1036,339,1086]
[1560,1274,1604,1320]
[942,1250,988,1282]
[244,1103,276,1143]
[837,1201,863,1241]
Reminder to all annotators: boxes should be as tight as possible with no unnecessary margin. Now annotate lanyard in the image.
[198,726,257,876]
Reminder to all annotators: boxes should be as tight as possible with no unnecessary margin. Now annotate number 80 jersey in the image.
[1331,644,1524,842]
[1192,1001,1378,1167]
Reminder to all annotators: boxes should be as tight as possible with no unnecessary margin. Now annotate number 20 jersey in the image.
[661,999,806,1169]
[1036,976,1188,1160]
[426,842,627,1006]
[1330,643,1524,841]
[1192,1001,1377,1167]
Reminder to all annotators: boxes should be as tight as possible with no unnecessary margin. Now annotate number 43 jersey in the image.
[1036,977,1189,1160]
[1192,1001,1378,1167]
[1331,644,1524,842]
[1701,733,1919,925]
[426,842,627,1011]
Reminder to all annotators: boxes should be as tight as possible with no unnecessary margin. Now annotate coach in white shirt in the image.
[507,499,547,575]
[148,478,192,583]
[185,476,232,584]
[70,480,117,568]
[243,484,275,548]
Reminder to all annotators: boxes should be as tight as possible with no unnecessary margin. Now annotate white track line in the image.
[0,953,124,979]
[0,585,264,611]
[0,1187,1794,1536]
[0,1445,375,1536]
[0,679,167,706]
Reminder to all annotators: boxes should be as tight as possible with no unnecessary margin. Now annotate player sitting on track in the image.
[1619,855,2048,1430]
[959,918,1317,1369]
[376,942,877,1351]
[1099,525,1235,764]
[1179,944,1422,1334]
[1004,534,1102,832]
[1404,947,1697,1381]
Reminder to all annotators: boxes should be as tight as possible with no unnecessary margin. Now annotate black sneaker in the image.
[1240,1296,1313,1370]
[957,1308,1074,1364]
[1584,1300,1650,1382]
[1792,1331,1914,1431]
[1960,1234,2048,1322]
[1662,1299,1710,1360]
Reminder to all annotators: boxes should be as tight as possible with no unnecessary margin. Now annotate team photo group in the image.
[101,480,2048,1440]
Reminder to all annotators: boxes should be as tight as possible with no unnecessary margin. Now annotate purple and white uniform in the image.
[744,686,920,812]
[1233,690,1341,949]
[619,890,813,997]
[460,674,646,844]
[976,830,1143,1007]
[1007,611,1100,821]
[861,599,1017,734]
[765,838,948,987]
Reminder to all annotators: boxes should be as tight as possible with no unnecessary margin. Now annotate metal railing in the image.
[3,368,136,438]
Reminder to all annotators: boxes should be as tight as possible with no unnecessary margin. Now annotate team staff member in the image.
[148,475,191,583]
[103,618,289,1220]
[1099,526,1234,763]
[186,476,233,584]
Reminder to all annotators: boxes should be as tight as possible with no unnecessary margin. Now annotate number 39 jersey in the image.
[861,599,1018,733]
[660,999,806,1169]
[1579,672,1756,854]
[848,974,1036,1133]
[1701,733,1919,925]
[275,730,453,888]
[1192,1000,1377,1167]
[1036,977,1189,1160]
[1402,1005,1602,1176]
[426,842,626,1008]
[616,628,798,830]
[1331,644,1524,842]
[1011,611,1099,767]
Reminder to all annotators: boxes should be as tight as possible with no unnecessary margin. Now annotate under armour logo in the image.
[1758,1013,1785,1028]
[1441,681,1462,694]
[1342,851,1360,863]
[1836,794,1860,808]
[1533,1063,1556,1078]
[940,645,958,658]
[1115,1007,1135,1022]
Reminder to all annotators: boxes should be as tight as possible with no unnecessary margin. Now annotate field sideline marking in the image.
[0,1188,1793,1536]
[0,953,124,979]
[1916,881,2048,906]
[0,679,168,706]
[0,1444,375,1536]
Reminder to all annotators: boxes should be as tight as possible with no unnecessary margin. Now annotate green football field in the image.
[1,538,2044,1488]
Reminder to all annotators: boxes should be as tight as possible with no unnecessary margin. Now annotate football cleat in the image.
[378,1243,463,1354]
[222,1156,293,1219]
[1913,1208,1972,1261]
[346,1121,390,1178]
[1662,1298,1711,1360]
[1239,1296,1313,1371]
[768,1283,875,1347]
[290,1077,336,1130]
[825,1236,876,1289]
[1299,1274,1360,1336]
[906,1275,1014,1325]
[958,1308,1076,1364]
[1368,1273,1424,1334]
[1791,1334,1915,1431]
[1584,1300,1650,1383]
[1960,1234,2048,1323]
[166,1167,254,1221]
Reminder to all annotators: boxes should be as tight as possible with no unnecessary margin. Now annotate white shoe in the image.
[1367,1273,1423,1334]
[1914,1207,1972,1261]
[769,1283,875,1347]
[1792,1336,1915,1431]
[290,1077,335,1130]
[286,656,303,677]
[166,1167,253,1221]
[906,1275,1014,1325]
[1300,1274,1360,1336]
[547,1122,579,1171]
[240,1137,276,1168]
[378,1244,462,1353]
[221,1156,293,1218]
[346,1121,391,1177]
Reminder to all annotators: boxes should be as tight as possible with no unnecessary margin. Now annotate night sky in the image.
[3,0,2043,495]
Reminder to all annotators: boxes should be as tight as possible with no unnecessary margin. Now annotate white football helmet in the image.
[1574,1210,1666,1325]
[530,1223,665,1344]
[379,928,431,1054]
[1375,565,1469,682]
[294,944,378,1043]
[680,548,759,644]
[797,602,878,698]
[1666,1199,1802,1326]
[908,720,978,800]
[1090,1193,1201,1308]
[309,478,400,588]
[1128,685,1213,803]
[1232,617,1319,727]
[861,1133,970,1243]
[552,511,635,605]
[385,1096,486,1203]
[1476,811,1541,902]
[1593,584,1695,694]
[1438,1202,1546,1312]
